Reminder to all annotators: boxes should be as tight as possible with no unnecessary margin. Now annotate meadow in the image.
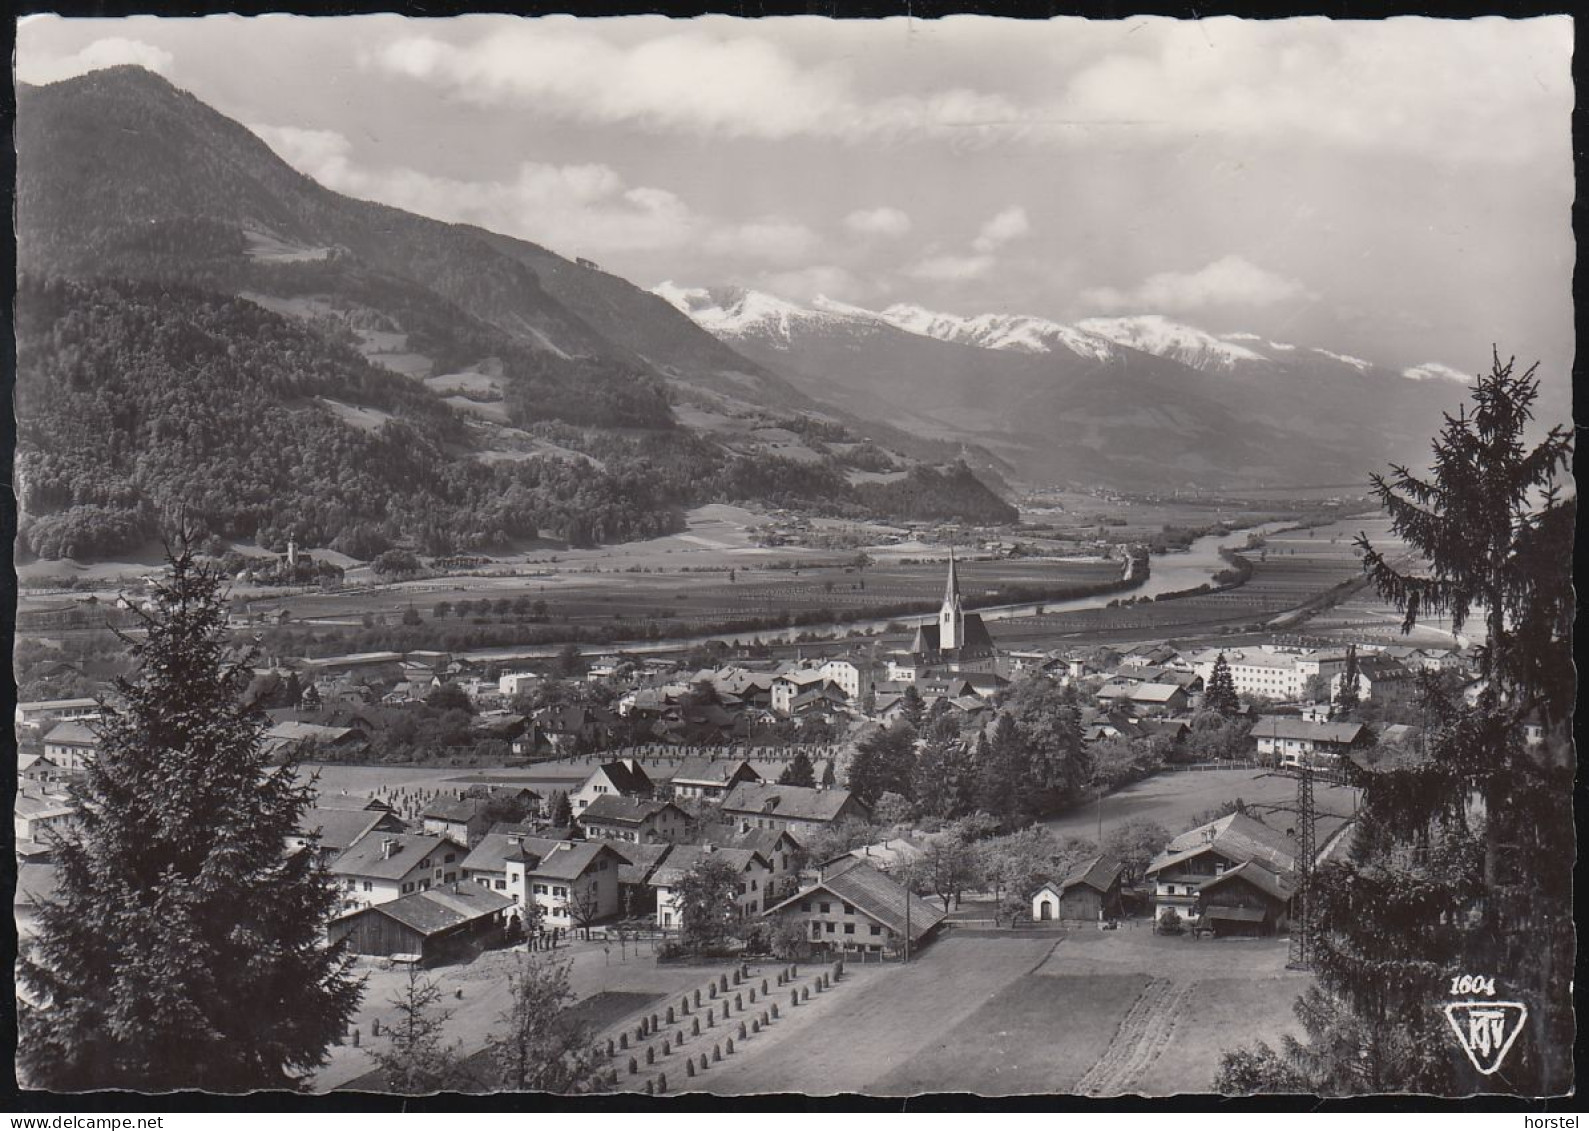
[1044,768,1360,850]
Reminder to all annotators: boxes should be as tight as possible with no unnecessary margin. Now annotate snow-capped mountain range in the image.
[649,281,1476,489]
[654,282,1459,383]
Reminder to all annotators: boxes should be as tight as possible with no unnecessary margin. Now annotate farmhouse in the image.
[668,757,760,801]
[1251,716,1369,767]
[570,759,655,813]
[1195,862,1294,937]
[329,833,467,913]
[41,722,99,772]
[1144,812,1296,930]
[576,794,692,844]
[328,882,515,963]
[720,782,871,835]
[763,857,946,957]
[1031,855,1124,922]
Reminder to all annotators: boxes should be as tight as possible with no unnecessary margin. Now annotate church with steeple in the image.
[908,550,997,673]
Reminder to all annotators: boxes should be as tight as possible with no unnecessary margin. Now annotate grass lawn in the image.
[1044,769,1358,848]
[1140,975,1311,1095]
[872,973,1149,1095]
[563,990,665,1035]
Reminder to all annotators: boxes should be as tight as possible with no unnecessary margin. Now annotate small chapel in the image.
[908,551,997,673]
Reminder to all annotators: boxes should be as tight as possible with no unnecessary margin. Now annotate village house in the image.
[719,782,872,836]
[1031,855,1124,922]
[576,795,692,845]
[763,857,947,958]
[41,722,99,772]
[668,757,761,801]
[329,832,467,913]
[498,670,540,698]
[818,658,874,701]
[262,720,367,758]
[15,792,79,846]
[420,797,496,848]
[700,825,806,904]
[503,838,626,934]
[534,703,620,753]
[1144,812,1296,931]
[607,841,672,918]
[771,669,836,716]
[1251,716,1370,767]
[288,806,406,864]
[650,843,774,929]
[570,759,655,813]
[1332,655,1417,708]
[327,882,515,963]
[17,753,72,789]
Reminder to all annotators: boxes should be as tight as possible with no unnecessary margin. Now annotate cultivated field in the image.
[1045,768,1359,848]
[689,927,1309,1096]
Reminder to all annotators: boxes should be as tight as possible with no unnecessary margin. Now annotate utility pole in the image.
[1287,757,1317,971]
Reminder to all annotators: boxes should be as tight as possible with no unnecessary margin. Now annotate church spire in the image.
[939,548,964,652]
[944,548,961,605]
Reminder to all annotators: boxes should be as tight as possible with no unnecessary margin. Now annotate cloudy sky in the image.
[17,14,1576,381]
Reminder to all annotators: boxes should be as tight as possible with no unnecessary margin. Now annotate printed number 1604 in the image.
[1449,974,1496,996]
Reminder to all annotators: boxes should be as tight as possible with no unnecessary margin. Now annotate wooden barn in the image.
[1195,862,1294,937]
[328,882,514,964]
[1031,855,1124,922]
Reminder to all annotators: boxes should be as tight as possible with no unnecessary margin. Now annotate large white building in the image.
[1192,646,1350,702]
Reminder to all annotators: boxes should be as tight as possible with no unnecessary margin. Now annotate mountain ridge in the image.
[13,66,1021,561]
[653,283,1474,488]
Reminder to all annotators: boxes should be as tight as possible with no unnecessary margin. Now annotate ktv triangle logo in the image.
[1443,1001,1528,1075]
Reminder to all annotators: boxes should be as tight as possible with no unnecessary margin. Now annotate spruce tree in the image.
[17,538,362,1091]
[778,749,816,788]
[551,790,574,828]
[367,966,471,1094]
[1217,353,1574,1095]
[1205,652,1240,717]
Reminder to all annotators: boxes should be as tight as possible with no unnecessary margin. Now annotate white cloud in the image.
[1402,361,1471,383]
[360,25,1027,145]
[249,123,817,265]
[351,19,1568,164]
[844,207,912,238]
[1082,255,1309,312]
[704,219,821,264]
[1053,18,1570,165]
[907,254,996,282]
[756,264,864,302]
[17,36,174,84]
[972,205,1030,252]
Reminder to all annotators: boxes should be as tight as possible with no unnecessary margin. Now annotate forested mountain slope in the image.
[13,67,1018,561]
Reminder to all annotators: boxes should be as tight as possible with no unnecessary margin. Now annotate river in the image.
[459,521,1298,664]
